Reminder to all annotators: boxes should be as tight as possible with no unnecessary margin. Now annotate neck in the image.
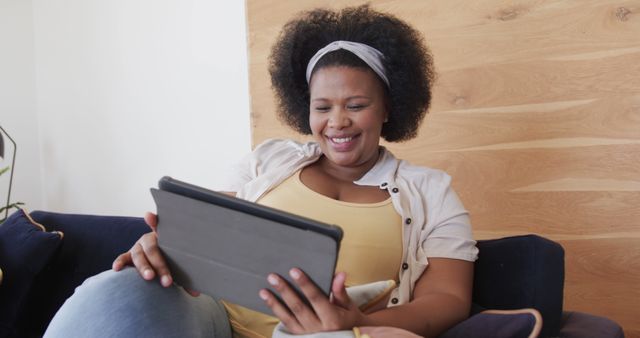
[317,149,381,182]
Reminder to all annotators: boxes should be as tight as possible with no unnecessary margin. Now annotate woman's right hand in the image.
[112,212,173,286]
[112,212,200,296]
[113,212,173,287]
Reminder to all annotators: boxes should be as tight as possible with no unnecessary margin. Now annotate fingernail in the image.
[267,274,279,286]
[161,275,171,287]
[289,268,301,280]
[143,269,153,279]
[259,290,269,300]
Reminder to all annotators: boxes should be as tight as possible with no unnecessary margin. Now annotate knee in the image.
[45,268,193,337]
[69,268,143,301]
[46,268,232,338]
[79,267,143,292]
[44,268,148,337]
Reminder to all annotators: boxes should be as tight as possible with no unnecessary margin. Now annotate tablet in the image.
[151,176,343,315]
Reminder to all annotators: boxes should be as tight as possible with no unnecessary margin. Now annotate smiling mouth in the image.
[331,136,354,144]
[326,134,360,150]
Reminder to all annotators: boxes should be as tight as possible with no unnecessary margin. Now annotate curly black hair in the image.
[268,5,435,142]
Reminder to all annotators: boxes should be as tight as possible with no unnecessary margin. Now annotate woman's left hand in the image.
[260,269,365,334]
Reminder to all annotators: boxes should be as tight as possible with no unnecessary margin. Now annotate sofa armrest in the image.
[28,211,150,275]
[559,311,625,338]
[473,235,565,337]
[19,211,150,337]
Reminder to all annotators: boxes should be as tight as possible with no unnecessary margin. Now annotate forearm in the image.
[358,293,470,338]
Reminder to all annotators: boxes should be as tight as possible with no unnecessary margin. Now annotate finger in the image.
[185,288,201,297]
[289,268,336,317]
[112,252,132,271]
[259,288,304,334]
[268,273,322,330]
[138,233,173,287]
[130,242,156,281]
[330,272,353,309]
[144,212,158,232]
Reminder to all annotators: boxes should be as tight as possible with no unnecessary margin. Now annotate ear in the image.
[383,94,391,123]
[383,105,390,123]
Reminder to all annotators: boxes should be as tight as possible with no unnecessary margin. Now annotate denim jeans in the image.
[44,268,232,338]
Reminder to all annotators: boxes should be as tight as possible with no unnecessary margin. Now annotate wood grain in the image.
[246,0,640,335]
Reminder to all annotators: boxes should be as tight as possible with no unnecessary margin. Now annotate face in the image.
[308,66,388,170]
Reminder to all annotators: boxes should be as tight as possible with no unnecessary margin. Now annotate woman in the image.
[45,5,477,338]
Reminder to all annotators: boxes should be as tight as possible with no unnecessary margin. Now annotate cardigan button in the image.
[405,218,412,225]
[391,298,399,304]
[402,263,409,270]
[392,187,399,193]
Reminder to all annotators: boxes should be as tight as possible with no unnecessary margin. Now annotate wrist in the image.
[354,312,375,328]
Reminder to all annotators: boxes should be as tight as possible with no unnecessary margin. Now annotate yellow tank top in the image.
[222,170,402,338]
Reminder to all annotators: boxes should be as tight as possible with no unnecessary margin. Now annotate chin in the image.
[325,153,363,167]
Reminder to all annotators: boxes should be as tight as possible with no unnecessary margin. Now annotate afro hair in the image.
[268,4,435,142]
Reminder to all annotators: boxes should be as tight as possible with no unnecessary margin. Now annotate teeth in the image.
[331,137,353,144]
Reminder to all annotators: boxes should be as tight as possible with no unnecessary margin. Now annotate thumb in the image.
[185,288,201,297]
[144,212,158,232]
[331,272,354,309]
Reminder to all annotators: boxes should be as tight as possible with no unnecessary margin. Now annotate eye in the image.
[347,104,365,111]
[314,106,331,112]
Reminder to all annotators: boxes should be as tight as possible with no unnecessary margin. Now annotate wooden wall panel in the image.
[246,1,640,336]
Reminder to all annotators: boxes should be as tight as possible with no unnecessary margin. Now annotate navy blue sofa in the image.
[0,210,625,338]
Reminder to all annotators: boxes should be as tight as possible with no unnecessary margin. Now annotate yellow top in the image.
[222,170,402,338]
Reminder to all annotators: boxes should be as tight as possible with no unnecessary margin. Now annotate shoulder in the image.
[394,157,452,189]
[393,157,460,211]
[247,138,321,172]
[369,148,452,191]
[253,138,319,156]
[221,139,321,195]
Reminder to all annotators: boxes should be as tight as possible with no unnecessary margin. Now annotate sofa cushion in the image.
[0,209,63,337]
[473,235,564,337]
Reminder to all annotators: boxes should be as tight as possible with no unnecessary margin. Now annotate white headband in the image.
[305,40,390,88]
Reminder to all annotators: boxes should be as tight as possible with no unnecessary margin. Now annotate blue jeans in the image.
[44,268,232,338]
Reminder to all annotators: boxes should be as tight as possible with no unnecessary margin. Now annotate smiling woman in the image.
[221,5,476,338]
[43,5,477,338]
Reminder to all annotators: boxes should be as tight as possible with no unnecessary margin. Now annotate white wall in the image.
[0,0,44,213]
[2,0,251,217]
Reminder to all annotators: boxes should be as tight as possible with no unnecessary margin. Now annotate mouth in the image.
[330,136,355,144]
[326,134,360,150]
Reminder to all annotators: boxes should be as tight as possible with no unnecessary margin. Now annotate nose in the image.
[327,109,351,129]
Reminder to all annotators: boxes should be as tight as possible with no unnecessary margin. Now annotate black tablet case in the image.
[151,177,342,315]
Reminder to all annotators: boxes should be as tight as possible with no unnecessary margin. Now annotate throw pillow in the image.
[439,308,543,338]
[0,209,63,338]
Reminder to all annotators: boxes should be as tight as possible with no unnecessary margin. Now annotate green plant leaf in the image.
[0,166,9,176]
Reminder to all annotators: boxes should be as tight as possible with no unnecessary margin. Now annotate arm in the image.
[360,258,473,337]
[262,258,473,338]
